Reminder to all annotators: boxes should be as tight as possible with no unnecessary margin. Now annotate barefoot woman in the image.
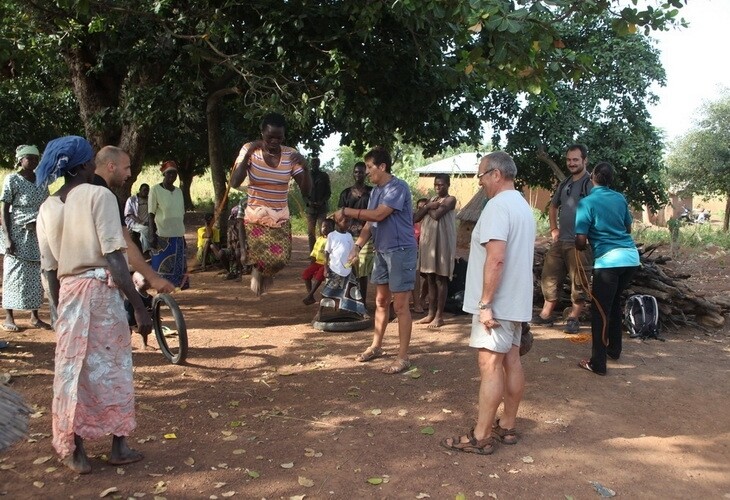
[230,113,310,295]
[36,136,152,474]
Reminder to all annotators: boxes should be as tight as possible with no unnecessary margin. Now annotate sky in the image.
[316,0,729,166]
[649,0,730,143]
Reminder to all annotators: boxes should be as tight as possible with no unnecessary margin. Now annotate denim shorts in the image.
[371,246,417,293]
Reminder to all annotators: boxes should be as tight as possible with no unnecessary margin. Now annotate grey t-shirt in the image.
[551,171,592,242]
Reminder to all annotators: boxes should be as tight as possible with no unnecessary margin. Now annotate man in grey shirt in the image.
[532,144,593,334]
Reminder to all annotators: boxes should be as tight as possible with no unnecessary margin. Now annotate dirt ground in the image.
[1,224,729,500]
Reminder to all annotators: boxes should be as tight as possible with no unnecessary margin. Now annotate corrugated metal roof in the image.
[414,152,481,175]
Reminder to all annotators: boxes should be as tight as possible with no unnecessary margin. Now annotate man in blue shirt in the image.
[341,147,417,374]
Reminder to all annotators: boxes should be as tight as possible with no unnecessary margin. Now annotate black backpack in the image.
[624,294,663,341]
[444,258,468,315]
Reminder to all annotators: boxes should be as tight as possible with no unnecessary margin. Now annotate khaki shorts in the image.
[355,239,375,279]
[469,315,522,354]
[540,240,592,304]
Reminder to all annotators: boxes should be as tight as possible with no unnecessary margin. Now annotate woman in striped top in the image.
[230,113,311,295]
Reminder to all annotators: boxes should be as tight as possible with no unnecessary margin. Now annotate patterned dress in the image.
[234,143,304,278]
[0,173,48,310]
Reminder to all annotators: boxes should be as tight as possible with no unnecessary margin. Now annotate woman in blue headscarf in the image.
[0,144,51,332]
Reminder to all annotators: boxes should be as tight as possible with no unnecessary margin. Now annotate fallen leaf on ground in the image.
[489,473,499,479]
[229,421,242,427]
[456,494,466,500]
[221,492,235,498]
[489,494,498,499]
[139,404,155,411]
[367,477,383,485]
[370,408,382,415]
[289,496,305,500]
[397,409,408,417]
[116,467,125,475]
[421,426,435,435]
[475,492,484,498]
[214,482,226,489]
[522,456,534,463]
[247,470,260,478]
[232,449,246,455]
[32,456,52,465]
[539,357,550,363]
[589,481,616,498]
[409,369,421,379]
[298,476,314,487]
[137,435,156,444]
[227,401,239,407]
[0,463,15,470]
[221,430,233,436]
[281,462,294,469]
[99,487,118,497]
[507,469,520,474]
[152,481,167,494]
[45,467,57,473]
[222,435,238,441]
[416,494,430,499]
[33,482,44,488]
[442,409,452,414]
[184,457,195,466]
[208,410,220,419]
[163,433,177,439]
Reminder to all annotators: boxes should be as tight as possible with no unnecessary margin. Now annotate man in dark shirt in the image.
[94,146,174,294]
[305,157,331,251]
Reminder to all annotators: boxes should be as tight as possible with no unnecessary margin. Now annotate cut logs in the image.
[533,243,729,330]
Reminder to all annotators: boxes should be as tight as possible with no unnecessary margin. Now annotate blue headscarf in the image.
[35,136,94,188]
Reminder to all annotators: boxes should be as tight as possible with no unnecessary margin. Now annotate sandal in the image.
[1,323,19,332]
[382,358,411,374]
[440,428,496,455]
[492,419,518,445]
[578,359,606,376]
[355,347,384,363]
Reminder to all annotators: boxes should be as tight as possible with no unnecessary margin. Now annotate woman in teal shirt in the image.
[574,162,639,375]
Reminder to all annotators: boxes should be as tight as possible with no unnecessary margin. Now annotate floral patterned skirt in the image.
[52,270,135,458]
[245,220,292,278]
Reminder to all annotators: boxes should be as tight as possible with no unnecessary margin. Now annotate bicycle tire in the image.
[152,293,188,364]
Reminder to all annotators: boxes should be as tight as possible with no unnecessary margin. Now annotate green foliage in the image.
[505,16,668,212]
[633,223,730,250]
[666,91,730,197]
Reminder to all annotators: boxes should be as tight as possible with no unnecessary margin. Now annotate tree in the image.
[1,0,686,209]
[666,91,730,231]
[504,16,668,212]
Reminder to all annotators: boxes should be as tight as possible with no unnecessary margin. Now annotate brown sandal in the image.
[440,428,495,455]
[492,419,518,445]
[355,347,384,363]
[382,358,410,374]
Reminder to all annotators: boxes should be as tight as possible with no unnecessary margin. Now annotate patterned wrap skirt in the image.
[52,269,135,458]
[151,236,189,289]
[245,220,292,278]
[321,272,367,316]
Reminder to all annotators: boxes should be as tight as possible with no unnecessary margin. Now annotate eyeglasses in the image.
[476,168,496,179]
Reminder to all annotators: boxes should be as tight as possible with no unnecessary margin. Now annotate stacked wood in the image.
[533,242,729,330]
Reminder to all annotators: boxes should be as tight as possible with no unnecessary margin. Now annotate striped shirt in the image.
[235,143,304,210]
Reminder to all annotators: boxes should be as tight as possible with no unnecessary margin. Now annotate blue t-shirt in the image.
[575,186,639,269]
[367,176,417,252]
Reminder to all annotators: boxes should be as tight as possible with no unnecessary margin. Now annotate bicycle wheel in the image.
[152,293,188,364]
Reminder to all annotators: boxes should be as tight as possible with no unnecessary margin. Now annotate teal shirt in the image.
[575,186,639,269]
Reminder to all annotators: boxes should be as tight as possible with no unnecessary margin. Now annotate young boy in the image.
[196,213,223,271]
[302,218,334,305]
[319,211,367,317]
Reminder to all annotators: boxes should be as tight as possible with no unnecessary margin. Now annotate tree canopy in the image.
[0,0,686,209]
[666,91,730,230]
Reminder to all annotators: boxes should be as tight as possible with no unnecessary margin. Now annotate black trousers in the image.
[590,266,638,373]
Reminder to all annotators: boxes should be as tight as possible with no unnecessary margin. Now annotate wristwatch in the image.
[478,301,492,310]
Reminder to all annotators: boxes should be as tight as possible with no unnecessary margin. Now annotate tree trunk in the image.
[724,192,729,232]
[178,157,196,211]
[536,145,566,182]
[207,87,240,211]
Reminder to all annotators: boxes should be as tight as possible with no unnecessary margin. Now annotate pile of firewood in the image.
[533,243,729,330]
